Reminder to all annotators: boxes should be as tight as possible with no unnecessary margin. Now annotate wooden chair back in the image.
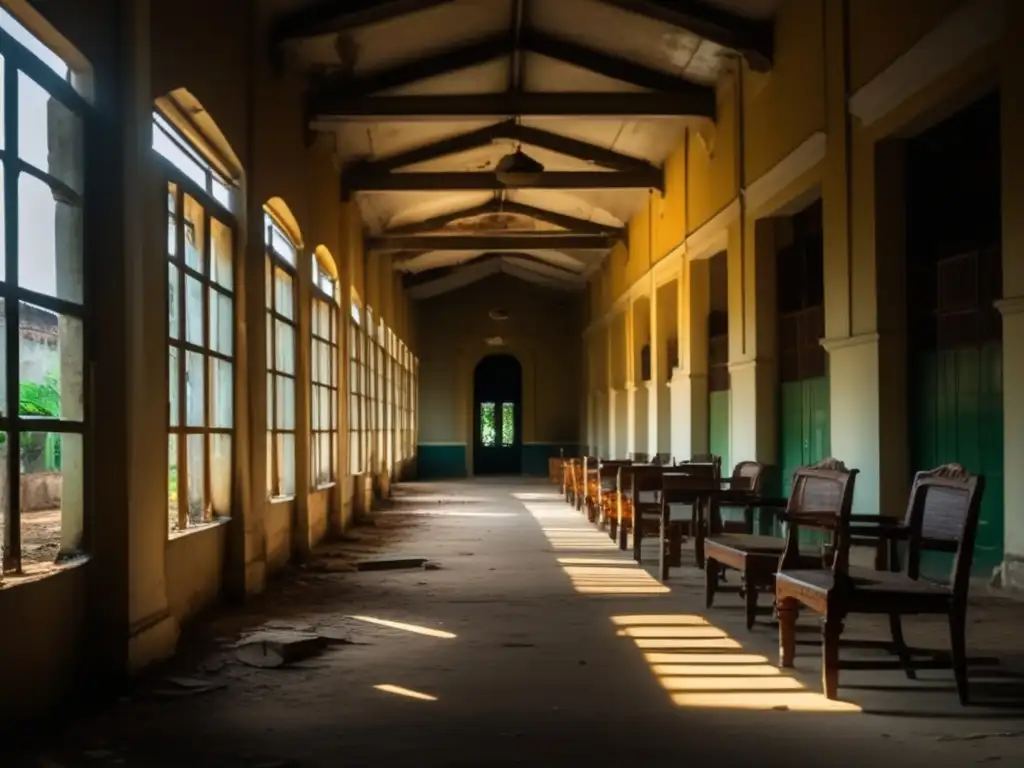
[630,465,667,505]
[728,460,765,492]
[901,463,985,598]
[629,451,650,462]
[660,463,721,505]
[678,454,723,478]
[780,458,859,571]
[652,453,672,466]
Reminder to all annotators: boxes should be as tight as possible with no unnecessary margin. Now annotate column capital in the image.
[996,296,1024,316]
[819,332,880,354]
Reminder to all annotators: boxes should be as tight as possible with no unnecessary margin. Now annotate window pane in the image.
[319,341,330,385]
[185,275,203,345]
[275,375,294,430]
[17,172,84,303]
[264,256,272,309]
[168,434,179,531]
[318,301,330,337]
[318,385,329,428]
[167,182,177,257]
[0,299,5,413]
[210,217,233,289]
[502,402,514,446]
[275,320,294,374]
[185,351,204,426]
[169,347,179,426]
[274,268,294,319]
[168,263,180,339]
[0,164,6,283]
[186,433,206,523]
[271,227,296,266]
[18,73,83,192]
[277,433,295,496]
[318,433,331,483]
[19,432,84,564]
[183,194,204,273]
[209,289,232,356]
[153,117,206,189]
[210,434,231,515]
[19,304,84,422]
[210,358,232,428]
[480,402,495,447]
[266,433,273,494]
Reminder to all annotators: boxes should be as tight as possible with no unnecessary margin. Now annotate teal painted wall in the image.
[416,445,468,479]
[778,376,830,541]
[911,344,1004,578]
[709,390,730,471]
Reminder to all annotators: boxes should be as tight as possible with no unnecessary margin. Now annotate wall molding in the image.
[848,0,1003,129]
[685,198,739,261]
[745,131,827,215]
[996,296,1024,317]
[819,332,880,354]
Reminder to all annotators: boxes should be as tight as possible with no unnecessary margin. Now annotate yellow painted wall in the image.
[417,275,583,460]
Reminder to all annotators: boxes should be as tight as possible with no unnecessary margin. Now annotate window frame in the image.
[310,255,338,488]
[348,300,363,475]
[0,22,92,573]
[265,211,299,499]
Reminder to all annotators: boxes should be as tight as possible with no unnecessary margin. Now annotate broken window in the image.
[0,12,89,576]
[480,402,496,447]
[311,252,338,487]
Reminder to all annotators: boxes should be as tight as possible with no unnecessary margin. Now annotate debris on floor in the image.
[235,630,328,669]
[355,555,428,571]
[153,676,227,697]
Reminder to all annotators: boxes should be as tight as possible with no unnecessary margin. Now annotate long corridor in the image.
[16,480,1024,767]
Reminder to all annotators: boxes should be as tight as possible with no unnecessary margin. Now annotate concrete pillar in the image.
[727,218,777,468]
[609,311,628,459]
[655,280,676,458]
[87,0,181,676]
[823,136,910,517]
[646,285,661,458]
[999,4,1024,588]
[292,232,312,557]
[629,296,650,456]
[673,256,710,461]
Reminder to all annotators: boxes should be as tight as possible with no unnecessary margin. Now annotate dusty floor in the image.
[11,479,1024,767]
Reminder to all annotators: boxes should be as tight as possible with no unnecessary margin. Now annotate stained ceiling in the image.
[271,0,777,298]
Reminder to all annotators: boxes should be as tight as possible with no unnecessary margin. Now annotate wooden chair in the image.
[629,451,650,462]
[657,465,722,580]
[627,465,668,561]
[577,456,597,513]
[704,459,854,629]
[562,458,580,505]
[595,459,631,527]
[776,463,984,703]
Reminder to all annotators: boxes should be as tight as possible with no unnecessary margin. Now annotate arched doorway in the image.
[473,354,522,475]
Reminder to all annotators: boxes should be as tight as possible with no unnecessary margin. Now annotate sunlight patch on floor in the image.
[349,615,457,639]
[613,614,862,713]
[387,509,518,518]
[374,684,438,701]
[522,502,670,594]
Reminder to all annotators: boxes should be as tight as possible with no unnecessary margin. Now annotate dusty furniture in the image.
[626,465,668,560]
[563,458,581,506]
[776,463,984,703]
[581,456,600,515]
[595,459,631,527]
[657,465,722,581]
[703,459,852,629]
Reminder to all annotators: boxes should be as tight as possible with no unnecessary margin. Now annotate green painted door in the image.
[778,376,831,540]
[912,344,1003,578]
[708,390,730,472]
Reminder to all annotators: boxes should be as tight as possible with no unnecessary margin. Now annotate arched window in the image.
[348,291,364,475]
[264,199,301,498]
[156,91,239,535]
[0,7,91,574]
[311,246,337,487]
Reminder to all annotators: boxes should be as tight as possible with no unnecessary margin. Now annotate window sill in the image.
[0,553,90,591]
[269,494,296,505]
[313,482,337,492]
[168,516,231,541]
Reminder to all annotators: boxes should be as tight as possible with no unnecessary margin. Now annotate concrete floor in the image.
[13,479,1024,767]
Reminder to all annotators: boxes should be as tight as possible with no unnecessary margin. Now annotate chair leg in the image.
[950,608,970,705]
[608,518,617,541]
[618,520,629,551]
[705,559,718,609]
[777,597,798,668]
[744,578,759,631]
[888,614,916,679]
[633,521,643,563]
[822,610,844,700]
